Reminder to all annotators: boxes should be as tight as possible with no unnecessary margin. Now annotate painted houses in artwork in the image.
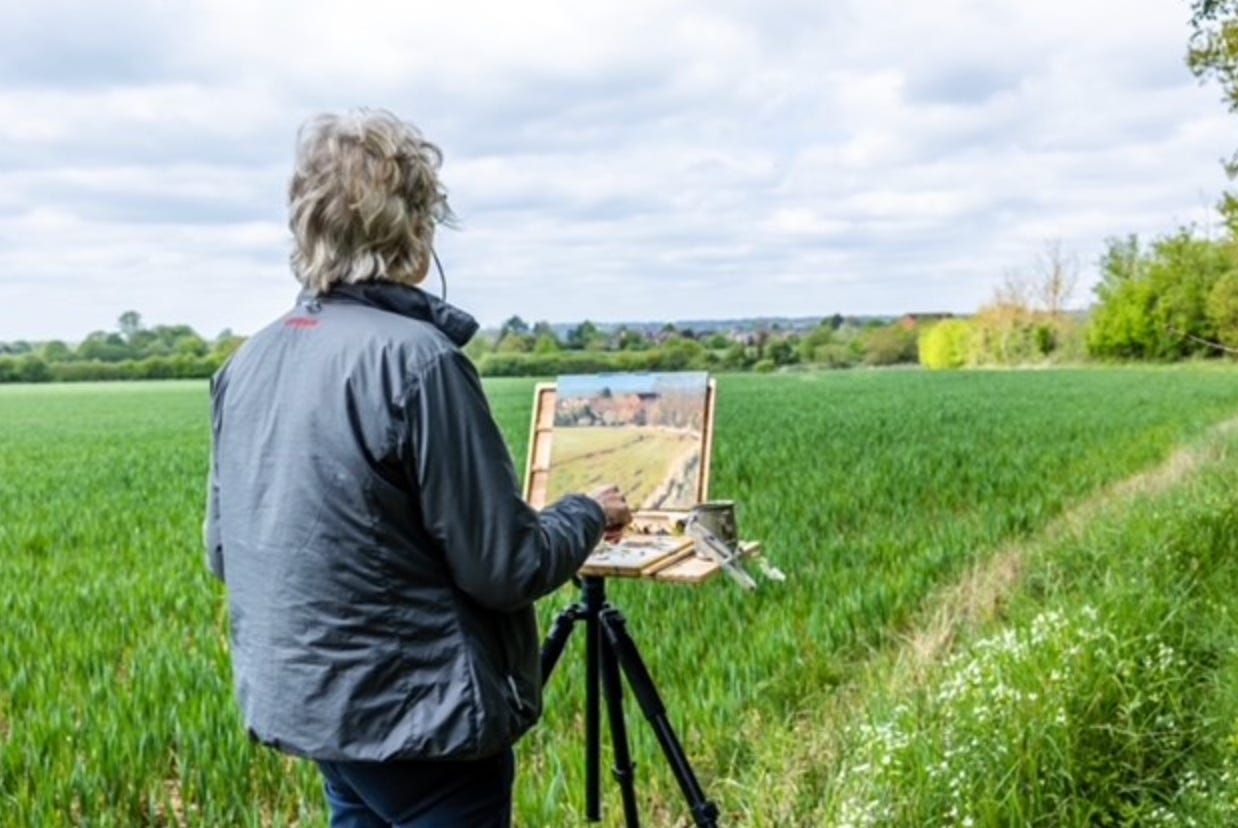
[556,390,661,427]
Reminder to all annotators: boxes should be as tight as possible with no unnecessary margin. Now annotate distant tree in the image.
[531,321,559,344]
[616,327,651,351]
[118,310,143,341]
[16,354,51,382]
[499,316,529,339]
[721,342,751,370]
[797,322,835,363]
[653,336,706,370]
[765,337,799,367]
[495,332,533,353]
[533,333,560,354]
[1034,239,1079,316]
[567,320,606,351]
[77,331,132,362]
[0,340,33,355]
[752,358,776,373]
[128,328,160,355]
[861,323,919,366]
[211,331,246,364]
[175,334,209,357]
[39,340,73,362]
[462,332,493,364]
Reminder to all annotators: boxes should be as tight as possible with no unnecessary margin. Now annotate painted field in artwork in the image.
[544,426,701,509]
[3,367,1238,826]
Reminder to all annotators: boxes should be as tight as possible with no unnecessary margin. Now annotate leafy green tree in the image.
[1088,231,1237,359]
[1189,0,1238,230]
[1207,269,1238,347]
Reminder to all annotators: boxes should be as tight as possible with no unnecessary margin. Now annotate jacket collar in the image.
[304,281,479,347]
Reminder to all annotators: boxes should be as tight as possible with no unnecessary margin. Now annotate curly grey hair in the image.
[288,110,454,293]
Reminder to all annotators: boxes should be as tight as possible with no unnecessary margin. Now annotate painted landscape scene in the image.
[545,372,710,510]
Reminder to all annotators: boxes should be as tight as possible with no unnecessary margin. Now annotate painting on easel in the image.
[543,372,712,511]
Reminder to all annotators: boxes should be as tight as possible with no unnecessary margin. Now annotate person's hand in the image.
[589,484,632,542]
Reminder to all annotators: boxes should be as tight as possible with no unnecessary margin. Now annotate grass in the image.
[814,417,1238,827]
[2,366,1237,826]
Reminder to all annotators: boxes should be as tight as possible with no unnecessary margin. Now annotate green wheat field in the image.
[3,367,1238,826]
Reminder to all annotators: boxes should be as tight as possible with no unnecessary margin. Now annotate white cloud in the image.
[0,0,1233,341]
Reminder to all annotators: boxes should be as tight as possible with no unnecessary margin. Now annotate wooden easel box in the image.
[522,376,766,585]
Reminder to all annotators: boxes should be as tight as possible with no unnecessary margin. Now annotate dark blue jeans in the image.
[316,749,514,828]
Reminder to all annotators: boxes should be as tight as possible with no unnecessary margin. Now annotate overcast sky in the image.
[1,0,1233,341]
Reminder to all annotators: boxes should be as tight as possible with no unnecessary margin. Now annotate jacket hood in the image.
[303,281,479,348]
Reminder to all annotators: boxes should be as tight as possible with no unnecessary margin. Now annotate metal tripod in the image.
[540,576,720,828]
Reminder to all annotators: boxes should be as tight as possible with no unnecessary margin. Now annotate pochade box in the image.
[522,371,762,585]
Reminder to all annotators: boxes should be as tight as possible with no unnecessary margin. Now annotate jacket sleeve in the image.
[204,371,226,581]
[406,349,605,611]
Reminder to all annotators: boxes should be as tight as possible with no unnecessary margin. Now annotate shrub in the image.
[919,320,973,369]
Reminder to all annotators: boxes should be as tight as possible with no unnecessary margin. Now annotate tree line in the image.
[3,231,1235,383]
[0,311,938,384]
[0,312,243,383]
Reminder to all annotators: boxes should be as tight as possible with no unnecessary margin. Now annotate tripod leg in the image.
[599,625,641,828]
[585,601,601,820]
[600,608,721,828]
[540,604,582,686]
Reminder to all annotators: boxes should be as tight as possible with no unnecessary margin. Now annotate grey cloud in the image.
[0,2,182,89]
[905,64,1023,106]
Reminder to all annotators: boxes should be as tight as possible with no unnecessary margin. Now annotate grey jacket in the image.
[205,281,604,761]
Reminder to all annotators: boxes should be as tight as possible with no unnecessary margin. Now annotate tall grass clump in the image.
[822,428,1238,826]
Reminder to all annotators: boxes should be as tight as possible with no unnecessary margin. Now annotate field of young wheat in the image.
[2,367,1237,826]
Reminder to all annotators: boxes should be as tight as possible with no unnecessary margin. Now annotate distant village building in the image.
[898,312,955,330]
